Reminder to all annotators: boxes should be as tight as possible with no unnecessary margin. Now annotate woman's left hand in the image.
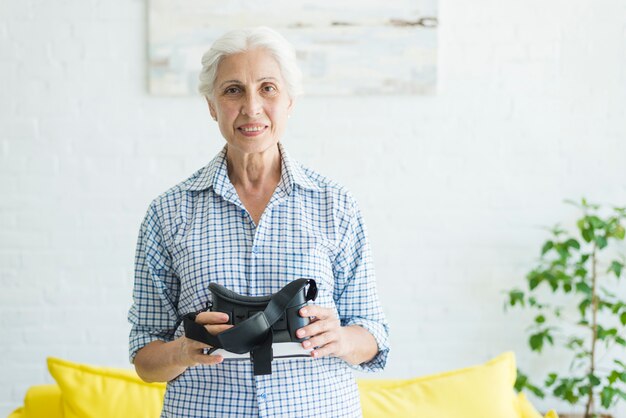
[297,305,352,360]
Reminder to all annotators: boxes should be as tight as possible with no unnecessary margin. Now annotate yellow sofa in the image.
[9,352,557,418]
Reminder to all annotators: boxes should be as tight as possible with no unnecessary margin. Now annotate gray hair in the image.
[198,26,303,100]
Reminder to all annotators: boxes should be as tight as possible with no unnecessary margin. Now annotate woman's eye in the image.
[224,86,241,95]
[262,85,277,94]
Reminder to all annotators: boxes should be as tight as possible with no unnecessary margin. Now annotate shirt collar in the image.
[184,142,320,193]
[278,142,320,192]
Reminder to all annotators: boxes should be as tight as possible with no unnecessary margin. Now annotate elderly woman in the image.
[128,27,389,417]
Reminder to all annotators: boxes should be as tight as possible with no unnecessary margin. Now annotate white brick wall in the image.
[1,0,625,415]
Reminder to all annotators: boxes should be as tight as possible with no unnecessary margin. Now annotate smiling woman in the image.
[128,26,390,418]
[208,48,293,163]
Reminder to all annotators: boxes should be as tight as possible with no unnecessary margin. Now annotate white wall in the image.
[1,0,626,415]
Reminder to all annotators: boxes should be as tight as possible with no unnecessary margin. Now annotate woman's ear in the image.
[287,98,295,117]
[206,97,217,121]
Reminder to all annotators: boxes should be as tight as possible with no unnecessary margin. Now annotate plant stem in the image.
[585,244,598,418]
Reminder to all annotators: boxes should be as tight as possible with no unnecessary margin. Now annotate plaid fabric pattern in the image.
[128,142,389,417]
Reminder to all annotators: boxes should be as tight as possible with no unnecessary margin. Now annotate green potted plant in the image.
[505,199,626,418]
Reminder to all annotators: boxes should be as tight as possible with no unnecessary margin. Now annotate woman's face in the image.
[208,48,293,155]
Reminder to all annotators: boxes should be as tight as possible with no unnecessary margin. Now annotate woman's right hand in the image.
[134,312,233,382]
[176,312,233,368]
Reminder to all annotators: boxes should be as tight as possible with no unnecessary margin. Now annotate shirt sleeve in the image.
[333,197,390,372]
[127,202,181,363]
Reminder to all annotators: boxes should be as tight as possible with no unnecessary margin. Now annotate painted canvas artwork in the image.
[148,0,438,96]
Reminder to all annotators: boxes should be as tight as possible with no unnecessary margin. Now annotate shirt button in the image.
[259,393,266,401]
[252,245,259,254]
[241,209,246,216]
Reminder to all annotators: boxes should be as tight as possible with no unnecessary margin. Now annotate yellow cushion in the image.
[516,391,559,418]
[7,407,24,418]
[518,392,542,418]
[8,384,62,418]
[47,357,166,418]
[358,352,520,418]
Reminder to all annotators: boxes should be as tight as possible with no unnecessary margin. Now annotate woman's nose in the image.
[241,92,262,117]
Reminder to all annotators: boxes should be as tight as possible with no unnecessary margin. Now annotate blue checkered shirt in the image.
[128,143,390,417]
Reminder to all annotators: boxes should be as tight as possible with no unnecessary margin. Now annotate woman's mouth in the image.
[238,124,268,137]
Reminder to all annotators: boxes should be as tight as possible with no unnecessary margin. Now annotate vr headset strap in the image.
[182,278,318,376]
[251,329,273,376]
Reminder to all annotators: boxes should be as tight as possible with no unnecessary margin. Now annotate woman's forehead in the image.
[216,48,284,84]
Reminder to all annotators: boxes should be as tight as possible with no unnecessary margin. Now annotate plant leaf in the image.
[589,215,605,229]
[609,370,621,384]
[529,333,544,352]
[555,244,570,259]
[596,235,608,249]
[608,261,624,278]
[528,271,542,290]
[565,337,584,350]
[578,298,591,317]
[542,241,554,256]
[615,388,626,402]
[508,289,525,307]
[597,325,618,341]
[529,330,554,352]
[515,369,545,398]
[565,238,580,250]
[601,386,615,408]
[552,377,582,404]
[545,373,558,386]
[575,282,592,295]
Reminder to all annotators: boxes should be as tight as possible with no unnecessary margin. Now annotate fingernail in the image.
[301,308,308,315]
[297,330,305,337]
[312,351,317,358]
[303,341,310,348]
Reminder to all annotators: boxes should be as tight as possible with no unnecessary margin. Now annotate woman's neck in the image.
[225,144,281,192]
